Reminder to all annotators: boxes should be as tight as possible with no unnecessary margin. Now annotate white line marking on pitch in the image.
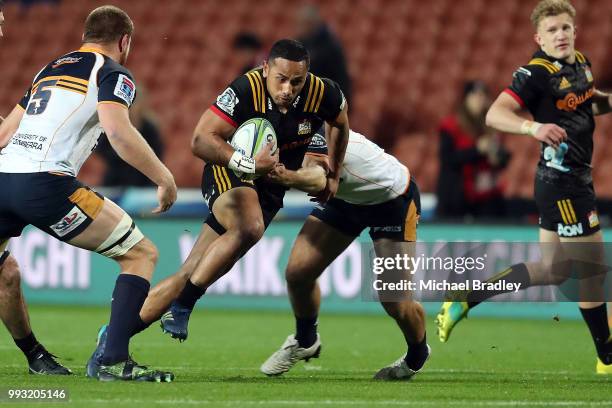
[77,399,612,407]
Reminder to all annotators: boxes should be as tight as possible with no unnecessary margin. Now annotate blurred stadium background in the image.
[2,0,612,314]
[2,0,612,197]
[1,0,611,306]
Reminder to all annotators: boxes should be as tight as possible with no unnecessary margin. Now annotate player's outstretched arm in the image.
[98,102,177,213]
[486,92,566,148]
[267,155,327,194]
[592,89,612,116]
[320,104,349,201]
[0,105,24,150]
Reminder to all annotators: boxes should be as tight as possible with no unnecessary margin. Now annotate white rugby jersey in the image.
[0,47,136,175]
[307,130,410,205]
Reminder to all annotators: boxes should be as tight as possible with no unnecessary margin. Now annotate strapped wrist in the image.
[228,151,256,174]
[521,120,542,137]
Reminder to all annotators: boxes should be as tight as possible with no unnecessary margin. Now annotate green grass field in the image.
[0,305,610,407]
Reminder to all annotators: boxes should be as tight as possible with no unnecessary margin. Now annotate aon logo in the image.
[557,223,583,237]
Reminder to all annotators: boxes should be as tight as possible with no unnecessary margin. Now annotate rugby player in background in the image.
[436,0,612,374]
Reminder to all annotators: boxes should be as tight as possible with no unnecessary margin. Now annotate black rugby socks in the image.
[467,263,530,308]
[175,280,207,310]
[102,274,150,365]
[580,304,611,364]
[295,315,318,348]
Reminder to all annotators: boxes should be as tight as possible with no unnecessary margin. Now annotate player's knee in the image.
[541,259,568,285]
[137,238,159,264]
[236,220,265,248]
[383,300,422,320]
[286,267,315,289]
[0,255,21,289]
[125,237,159,265]
[381,301,402,319]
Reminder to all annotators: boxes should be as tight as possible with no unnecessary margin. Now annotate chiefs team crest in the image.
[298,119,311,135]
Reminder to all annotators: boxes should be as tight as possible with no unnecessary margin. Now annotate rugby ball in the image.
[229,118,278,180]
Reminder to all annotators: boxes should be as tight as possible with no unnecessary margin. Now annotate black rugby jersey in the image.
[505,49,595,186]
[211,68,345,206]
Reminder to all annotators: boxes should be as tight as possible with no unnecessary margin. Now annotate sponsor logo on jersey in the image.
[113,74,136,106]
[559,77,571,90]
[50,206,88,237]
[280,137,313,151]
[216,87,238,116]
[585,66,593,82]
[588,210,599,228]
[553,61,563,70]
[292,95,301,108]
[310,133,326,147]
[268,97,273,110]
[557,222,583,237]
[52,57,82,68]
[555,87,594,112]
[298,119,312,135]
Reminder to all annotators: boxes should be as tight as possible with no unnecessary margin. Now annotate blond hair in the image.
[530,0,576,28]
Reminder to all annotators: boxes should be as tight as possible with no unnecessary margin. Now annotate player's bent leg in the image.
[159,224,221,341]
[71,198,172,382]
[141,223,219,325]
[286,217,355,327]
[436,229,561,343]
[162,187,266,342]
[261,217,355,376]
[191,186,266,286]
[0,243,71,375]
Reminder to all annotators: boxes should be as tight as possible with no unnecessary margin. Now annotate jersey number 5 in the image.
[26,80,58,115]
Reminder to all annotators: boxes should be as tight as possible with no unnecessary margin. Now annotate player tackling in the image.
[259,129,429,380]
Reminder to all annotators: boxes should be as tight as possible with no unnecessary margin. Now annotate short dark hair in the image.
[0,0,4,10]
[83,5,134,43]
[268,39,310,67]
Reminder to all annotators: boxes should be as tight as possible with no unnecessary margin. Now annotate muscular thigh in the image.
[286,216,355,279]
[211,186,264,231]
[68,198,128,250]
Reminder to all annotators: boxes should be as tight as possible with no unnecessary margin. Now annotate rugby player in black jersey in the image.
[436,0,612,374]
[106,40,349,346]
[0,0,72,376]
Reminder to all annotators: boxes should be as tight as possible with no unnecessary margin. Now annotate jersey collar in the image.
[78,46,110,57]
[533,48,576,67]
